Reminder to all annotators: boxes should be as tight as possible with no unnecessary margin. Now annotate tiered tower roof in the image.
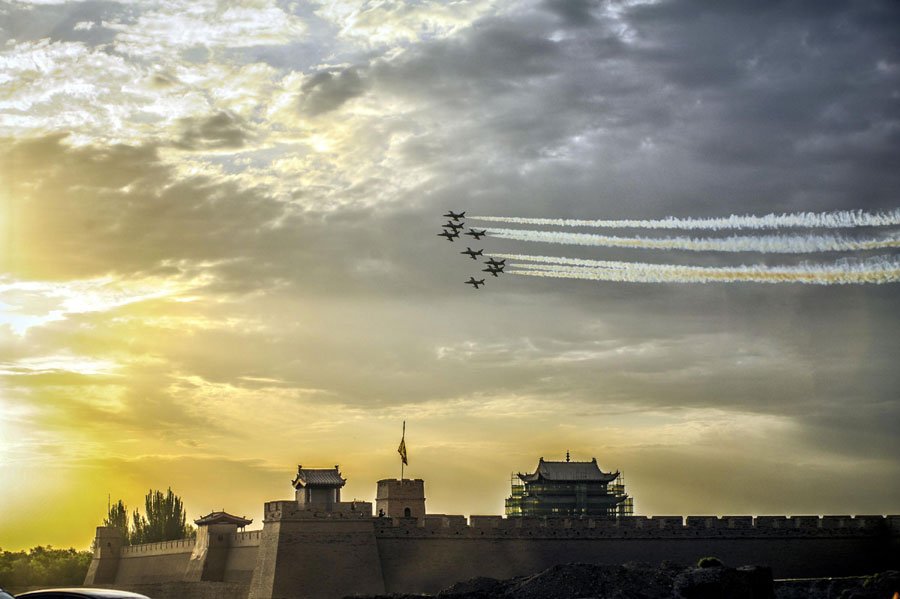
[518,457,619,483]
[291,465,346,489]
[194,511,253,527]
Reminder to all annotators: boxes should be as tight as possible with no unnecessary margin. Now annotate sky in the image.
[1,0,899,552]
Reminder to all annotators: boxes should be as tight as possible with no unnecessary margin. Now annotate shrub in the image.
[697,556,724,568]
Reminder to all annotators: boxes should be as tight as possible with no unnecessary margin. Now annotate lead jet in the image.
[461,247,484,260]
[444,211,466,221]
[465,228,487,240]
[443,221,465,232]
[465,277,485,289]
[482,265,504,277]
[485,258,506,267]
[438,230,460,242]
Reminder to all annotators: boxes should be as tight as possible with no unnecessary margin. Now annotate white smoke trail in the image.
[504,255,900,285]
[470,208,900,230]
[485,228,900,254]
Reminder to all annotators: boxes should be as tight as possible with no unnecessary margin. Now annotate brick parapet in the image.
[120,539,196,556]
[231,530,262,546]
[372,515,898,540]
[262,499,373,522]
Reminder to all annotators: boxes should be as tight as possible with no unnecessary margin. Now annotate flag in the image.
[398,437,408,465]
[398,421,408,465]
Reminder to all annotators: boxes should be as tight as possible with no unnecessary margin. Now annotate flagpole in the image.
[401,421,405,480]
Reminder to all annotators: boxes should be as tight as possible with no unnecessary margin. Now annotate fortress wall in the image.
[248,501,386,599]
[116,548,193,585]
[375,535,890,594]
[233,530,263,545]
[110,531,261,586]
[225,530,262,583]
[224,544,260,584]
[119,539,196,555]
[373,515,898,593]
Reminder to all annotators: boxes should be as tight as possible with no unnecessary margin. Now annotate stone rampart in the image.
[370,514,896,593]
[116,543,193,585]
[247,500,385,599]
[87,513,899,599]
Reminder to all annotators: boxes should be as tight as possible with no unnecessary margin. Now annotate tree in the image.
[102,499,130,545]
[130,488,194,544]
[0,546,91,589]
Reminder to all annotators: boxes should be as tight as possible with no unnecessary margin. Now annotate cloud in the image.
[0,134,286,280]
[174,111,256,150]
[298,67,369,116]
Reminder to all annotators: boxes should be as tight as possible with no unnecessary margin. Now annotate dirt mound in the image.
[350,561,775,599]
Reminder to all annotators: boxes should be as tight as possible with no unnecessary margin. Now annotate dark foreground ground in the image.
[348,563,900,599]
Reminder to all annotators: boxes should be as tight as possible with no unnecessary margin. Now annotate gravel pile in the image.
[349,561,777,599]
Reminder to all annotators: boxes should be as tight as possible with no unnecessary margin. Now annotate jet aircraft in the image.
[485,258,506,267]
[444,211,466,221]
[483,265,504,277]
[465,277,485,289]
[461,248,484,260]
[438,230,459,242]
[443,221,465,232]
[465,228,487,240]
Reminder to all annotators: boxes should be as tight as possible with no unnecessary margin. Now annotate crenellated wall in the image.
[85,512,900,599]
[85,527,260,588]
[372,514,898,593]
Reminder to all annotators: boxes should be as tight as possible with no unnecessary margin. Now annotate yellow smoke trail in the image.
[486,228,900,254]
[507,256,900,285]
[470,208,900,230]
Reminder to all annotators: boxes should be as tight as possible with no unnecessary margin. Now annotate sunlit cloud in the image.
[0,273,212,335]
[106,0,307,57]
[316,0,503,47]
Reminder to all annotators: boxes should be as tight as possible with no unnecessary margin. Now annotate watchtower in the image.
[505,456,631,517]
[185,511,253,582]
[376,478,425,519]
[292,465,346,506]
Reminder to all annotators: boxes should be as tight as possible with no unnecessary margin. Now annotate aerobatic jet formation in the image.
[437,211,501,291]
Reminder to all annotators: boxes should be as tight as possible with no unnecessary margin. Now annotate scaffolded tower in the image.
[505,455,632,517]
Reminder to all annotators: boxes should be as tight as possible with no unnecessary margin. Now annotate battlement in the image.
[373,514,898,539]
[231,530,262,546]
[263,499,373,521]
[120,539,196,556]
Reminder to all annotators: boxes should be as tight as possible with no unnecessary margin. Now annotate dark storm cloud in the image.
[539,0,598,27]
[174,111,255,150]
[298,67,369,116]
[362,0,900,221]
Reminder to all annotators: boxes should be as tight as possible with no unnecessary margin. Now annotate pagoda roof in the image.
[194,511,253,527]
[291,465,346,488]
[518,457,619,483]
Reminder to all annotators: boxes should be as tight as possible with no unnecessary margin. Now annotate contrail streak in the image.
[485,228,900,254]
[470,208,900,230]
[504,255,900,285]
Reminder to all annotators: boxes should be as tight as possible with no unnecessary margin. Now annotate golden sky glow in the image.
[2,0,900,552]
